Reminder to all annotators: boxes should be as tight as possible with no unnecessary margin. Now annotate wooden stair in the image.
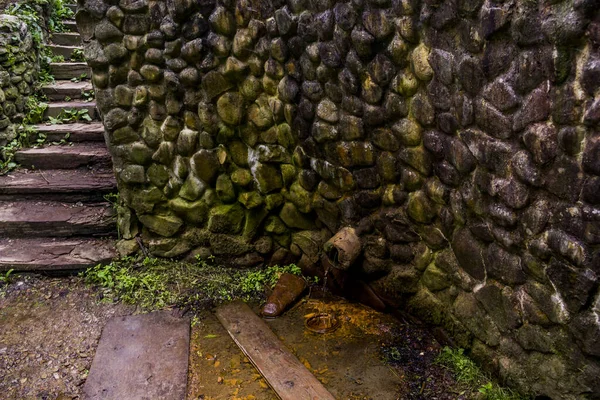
[0,18,118,271]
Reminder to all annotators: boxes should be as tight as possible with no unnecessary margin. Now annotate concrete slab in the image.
[83,312,190,400]
[0,237,116,271]
[0,168,116,202]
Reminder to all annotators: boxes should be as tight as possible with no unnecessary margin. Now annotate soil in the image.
[1,275,467,400]
[0,275,134,400]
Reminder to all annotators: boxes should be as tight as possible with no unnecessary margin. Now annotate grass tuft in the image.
[436,347,529,400]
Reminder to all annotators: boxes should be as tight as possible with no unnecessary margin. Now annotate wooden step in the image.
[50,62,91,80]
[34,122,105,142]
[63,20,78,32]
[0,200,115,237]
[0,169,116,202]
[51,32,81,46]
[44,101,98,119]
[0,237,116,271]
[41,80,93,101]
[14,142,111,170]
[65,3,77,13]
[48,44,82,60]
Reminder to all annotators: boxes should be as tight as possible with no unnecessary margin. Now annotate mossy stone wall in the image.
[79,0,599,397]
[0,15,37,150]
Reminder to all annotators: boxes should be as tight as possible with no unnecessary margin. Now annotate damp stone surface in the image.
[78,0,600,397]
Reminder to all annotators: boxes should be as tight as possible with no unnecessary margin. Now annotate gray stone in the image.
[582,135,600,176]
[513,87,550,131]
[453,292,501,346]
[208,204,244,234]
[217,92,244,126]
[316,99,339,123]
[485,243,526,285]
[362,9,393,40]
[138,214,183,237]
[452,228,486,281]
[474,99,512,140]
[458,57,485,96]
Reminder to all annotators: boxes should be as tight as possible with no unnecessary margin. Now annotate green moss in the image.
[82,256,304,311]
[436,347,530,400]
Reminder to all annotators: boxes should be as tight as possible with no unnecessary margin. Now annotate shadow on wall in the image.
[77,0,600,398]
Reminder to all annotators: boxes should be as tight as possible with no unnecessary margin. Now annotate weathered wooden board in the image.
[83,311,190,400]
[216,301,336,400]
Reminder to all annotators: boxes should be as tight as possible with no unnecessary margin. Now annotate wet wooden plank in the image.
[83,311,190,400]
[216,301,336,400]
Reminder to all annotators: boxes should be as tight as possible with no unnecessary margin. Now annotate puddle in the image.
[1,276,462,400]
[188,291,420,400]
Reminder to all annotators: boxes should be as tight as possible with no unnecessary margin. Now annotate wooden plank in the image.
[216,301,336,400]
[83,311,190,400]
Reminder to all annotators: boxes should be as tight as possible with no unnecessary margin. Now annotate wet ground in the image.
[1,275,465,400]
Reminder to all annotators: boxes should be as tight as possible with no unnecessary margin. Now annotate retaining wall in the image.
[0,15,37,150]
[78,0,600,397]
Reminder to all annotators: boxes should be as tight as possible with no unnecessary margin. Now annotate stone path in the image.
[0,6,117,271]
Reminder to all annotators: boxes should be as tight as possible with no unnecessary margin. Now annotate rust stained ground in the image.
[1,276,464,400]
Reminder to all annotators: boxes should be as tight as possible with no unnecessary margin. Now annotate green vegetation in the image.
[436,347,529,400]
[0,95,48,173]
[48,108,92,124]
[81,89,94,102]
[23,95,48,125]
[0,0,80,174]
[82,256,306,312]
[70,73,88,82]
[7,0,74,43]
[71,47,85,62]
[0,268,14,284]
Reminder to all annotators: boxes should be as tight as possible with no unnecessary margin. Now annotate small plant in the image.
[0,269,15,284]
[238,263,301,296]
[48,108,92,124]
[71,47,85,62]
[50,54,65,63]
[24,95,48,125]
[82,257,309,312]
[436,347,529,400]
[39,69,55,84]
[81,89,95,102]
[0,95,49,174]
[71,73,88,83]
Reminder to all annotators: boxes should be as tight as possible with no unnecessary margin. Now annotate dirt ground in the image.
[1,274,464,400]
[0,275,135,400]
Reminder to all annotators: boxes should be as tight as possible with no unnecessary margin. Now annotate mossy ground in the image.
[82,255,307,314]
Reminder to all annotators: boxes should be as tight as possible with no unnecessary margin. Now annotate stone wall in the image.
[78,0,599,397]
[0,14,37,150]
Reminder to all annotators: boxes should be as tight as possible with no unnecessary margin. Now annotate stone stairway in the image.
[0,9,117,271]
